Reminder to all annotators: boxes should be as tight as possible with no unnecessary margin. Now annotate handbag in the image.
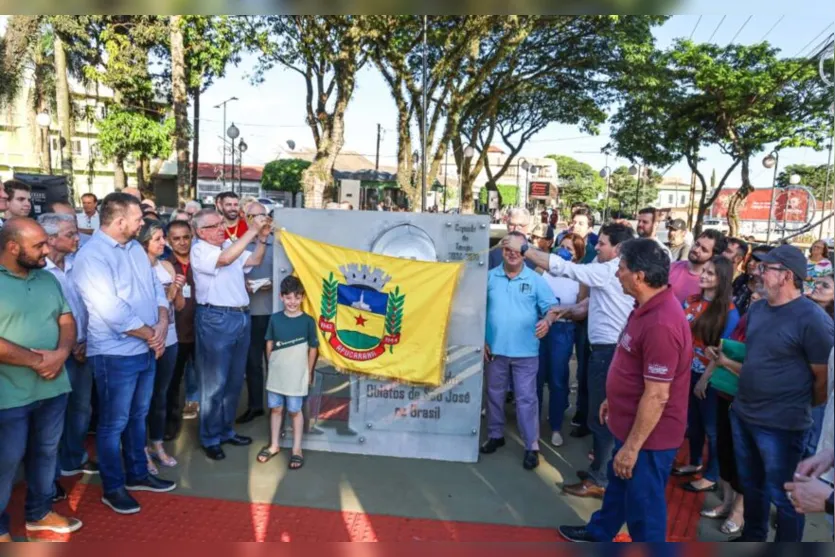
[708,339,746,397]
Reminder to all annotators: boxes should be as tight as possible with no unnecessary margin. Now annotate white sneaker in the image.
[551,431,564,447]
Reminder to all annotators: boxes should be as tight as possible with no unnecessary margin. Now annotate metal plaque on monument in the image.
[272,209,488,463]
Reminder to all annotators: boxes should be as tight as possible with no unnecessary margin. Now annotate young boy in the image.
[257,276,319,469]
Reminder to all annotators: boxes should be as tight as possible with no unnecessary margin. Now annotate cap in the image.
[758,244,807,281]
[530,223,549,239]
[667,219,686,231]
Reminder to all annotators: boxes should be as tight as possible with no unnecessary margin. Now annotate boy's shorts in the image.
[267,392,304,413]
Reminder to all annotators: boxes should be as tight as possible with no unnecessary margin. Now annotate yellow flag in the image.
[280,231,463,387]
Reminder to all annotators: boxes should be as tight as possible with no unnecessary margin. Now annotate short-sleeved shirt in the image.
[669,260,701,303]
[606,287,693,451]
[76,211,100,232]
[486,264,556,358]
[0,265,72,410]
[265,312,319,397]
[166,254,196,344]
[682,295,740,374]
[191,239,252,307]
[246,236,274,316]
[734,296,834,431]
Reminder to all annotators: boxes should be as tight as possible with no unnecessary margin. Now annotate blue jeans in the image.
[573,320,590,423]
[0,394,68,535]
[91,352,156,493]
[731,409,808,541]
[536,321,575,432]
[195,306,251,447]
[585,438,678,542]
[687,372,718,482]
[587,345,616,488]
[56,357,93,475]
[805,404,826,458]
[148,344,178,442]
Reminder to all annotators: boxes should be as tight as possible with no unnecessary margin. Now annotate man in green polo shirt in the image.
[0,218,83,540]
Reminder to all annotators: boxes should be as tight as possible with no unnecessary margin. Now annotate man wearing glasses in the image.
[488,208,536,270]
[730,244,834,542]
[190,208,271,461]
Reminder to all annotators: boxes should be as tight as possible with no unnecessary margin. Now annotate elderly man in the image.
[73,193,175,515]
[488,208,536,270]
[237,202,275,424]
[636,207,672,260]
[558,239,693,543]
[730,244,834,542]
[38,214,97,495]
[191,208,271,460]
[0,218,82,539]
[482,231,557,470]
[184,200,202,221]
[504,223,636,498]
[46,201,91,248]
[3,181,32,219]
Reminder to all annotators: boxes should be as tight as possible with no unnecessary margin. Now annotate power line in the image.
[793,23,834,57]
[760,15,784,42]
[707,15,726,43]
[689,16,702,40]
[728,15,753,46]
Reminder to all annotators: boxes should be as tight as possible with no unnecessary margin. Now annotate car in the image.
[702,218,729,234]
[257,197,276,208]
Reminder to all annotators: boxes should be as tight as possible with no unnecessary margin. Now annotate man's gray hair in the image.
[37,213,76,236]
[184,200,202,212]
[193,208,220,229]
[508,208,531,226]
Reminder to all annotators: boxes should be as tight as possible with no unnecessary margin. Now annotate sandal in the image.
[701,505,731,519]
[257,446,280,464]
[289,454,304,470]
[150,446,178,468]
[720,519,743,535]
[144,447,159,476]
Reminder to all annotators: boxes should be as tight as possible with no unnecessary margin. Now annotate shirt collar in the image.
[632,286,675,318]
[45,256,73,273]
[493,263,532,281]
[0,263,36,281]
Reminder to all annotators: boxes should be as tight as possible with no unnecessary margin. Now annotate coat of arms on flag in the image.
[279,231,463,386]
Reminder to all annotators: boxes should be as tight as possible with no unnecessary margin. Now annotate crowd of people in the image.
[1,178,834,543]
[486,205,834,542]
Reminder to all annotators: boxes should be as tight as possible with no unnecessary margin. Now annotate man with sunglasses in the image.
[730,244,834,542]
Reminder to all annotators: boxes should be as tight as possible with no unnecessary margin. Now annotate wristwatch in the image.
[826,491,834,516]
[520,239,530,257]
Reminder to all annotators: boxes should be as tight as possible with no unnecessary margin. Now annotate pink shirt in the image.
[606,288,693,451]
[669,260,701,304]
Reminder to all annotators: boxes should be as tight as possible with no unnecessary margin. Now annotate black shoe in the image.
[60,461,99,477]
[479,437,506,454]
[570,425,591,438]
[505,392,515,404]
[102,488,140,515]
[558,525,596,543]
[523,450,540,470]
[52,481,67,503]
[223,434,252,446]
[126,476,177,493]
[203,445,226,460]
[235,409,265,424]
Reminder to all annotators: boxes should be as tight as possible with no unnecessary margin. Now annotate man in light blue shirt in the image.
[72,193,176,515]
[483,231,557,470]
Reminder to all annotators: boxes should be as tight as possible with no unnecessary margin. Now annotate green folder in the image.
[708,339,746,397]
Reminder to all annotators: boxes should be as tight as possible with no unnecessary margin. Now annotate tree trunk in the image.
[301,109,347,209]
[190,86,201,200]
[53,32,74,202]
[726,157,753,238]
[114,156,126,190]
[136,157,147,196]
[170,16,190,205]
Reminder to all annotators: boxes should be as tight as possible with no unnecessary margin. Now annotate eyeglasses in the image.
[198,222,224,230]
[814,280,833,289]
[757,263,786,274]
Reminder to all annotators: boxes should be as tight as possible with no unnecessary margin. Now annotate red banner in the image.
[529,181,550,198]
[712,188,812,221]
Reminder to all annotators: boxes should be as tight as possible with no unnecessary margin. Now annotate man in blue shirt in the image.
[482,231,557,470]
[73,193,176,515]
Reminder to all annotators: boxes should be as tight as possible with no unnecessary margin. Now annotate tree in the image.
[170,16,190,202]
[261,158,312,194]
[248,16,367,208]
[604,166,661,218]
[610,40,832,236]
[546,155,606,215]
[777,163,835,201]
[97,107,175,189]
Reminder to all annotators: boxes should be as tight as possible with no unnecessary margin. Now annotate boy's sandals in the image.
[289,454,304,470]
[257,446,280,463]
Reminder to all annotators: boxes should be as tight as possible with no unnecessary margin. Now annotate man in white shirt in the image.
[636,207,672,260]
[76,193,100,235]
[503,222,636,499]
[38,213,97,492]
[191,208,271,461]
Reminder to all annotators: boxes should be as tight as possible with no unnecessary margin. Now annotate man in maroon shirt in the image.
[559,238,693,543]
[669,229,726,303]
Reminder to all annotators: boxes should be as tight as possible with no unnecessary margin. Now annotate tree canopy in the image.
[546,155,606,215]
[261,158,312,194]
[777,163,835,202]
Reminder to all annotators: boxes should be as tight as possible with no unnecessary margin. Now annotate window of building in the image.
[72,139,82,156]
[680,194,687,205]
[667,194,674,205]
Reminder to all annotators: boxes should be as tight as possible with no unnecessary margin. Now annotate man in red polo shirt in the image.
[559,238,692,543]
[215,191,248,241]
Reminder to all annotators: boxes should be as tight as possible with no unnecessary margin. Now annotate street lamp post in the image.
[763,152,780,244]
[226,123,240,195]
[214,96,238,188]
[600,165,612,222]
[36,112,52,175]
[238,139,248,194]
[629,164,642,217]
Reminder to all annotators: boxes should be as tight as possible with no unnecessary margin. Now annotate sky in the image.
[198,13,835,189]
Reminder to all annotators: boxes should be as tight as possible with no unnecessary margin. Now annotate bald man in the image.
[122,187,141,201]
[0,218,83,538]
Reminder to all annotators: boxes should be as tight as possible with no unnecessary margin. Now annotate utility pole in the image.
[420,15,428,212]
[213,97,238,189]
[375,123,381,172]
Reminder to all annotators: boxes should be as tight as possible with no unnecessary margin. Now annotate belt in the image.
[199,303,250,313]
[589,343,617,351]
